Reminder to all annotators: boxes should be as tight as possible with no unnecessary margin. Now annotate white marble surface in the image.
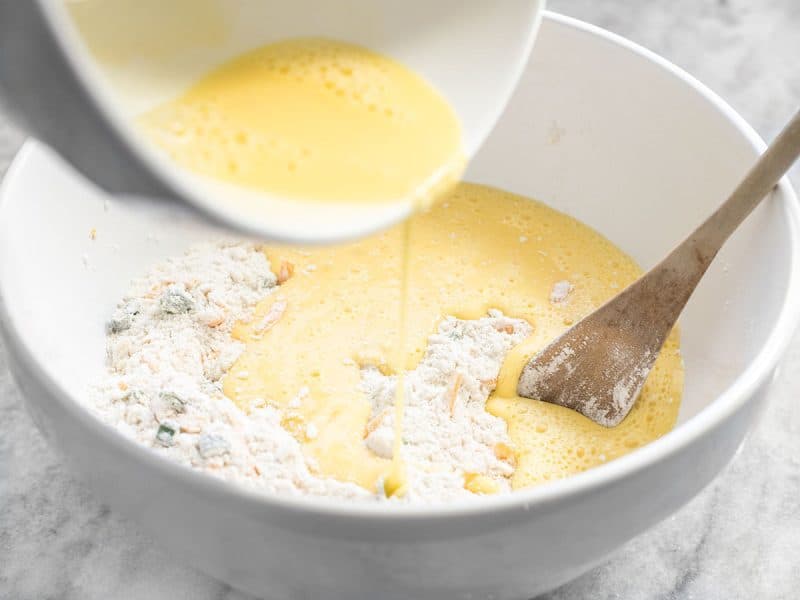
[1,1,799,598]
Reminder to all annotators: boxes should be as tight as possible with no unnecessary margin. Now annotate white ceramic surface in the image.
[32,0,544,243]
[1,13,798,600]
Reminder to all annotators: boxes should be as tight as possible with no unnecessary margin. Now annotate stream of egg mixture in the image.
[95,32,684,494]
[224,184,684,491]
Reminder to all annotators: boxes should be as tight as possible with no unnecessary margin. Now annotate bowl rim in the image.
[1,11,799,523]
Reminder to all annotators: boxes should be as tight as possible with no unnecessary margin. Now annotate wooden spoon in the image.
[517,109,800,427]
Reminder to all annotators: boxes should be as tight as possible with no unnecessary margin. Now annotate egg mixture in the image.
[138,38,464,207]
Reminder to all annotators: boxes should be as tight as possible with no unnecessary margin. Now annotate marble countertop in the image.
[1,1,799,598]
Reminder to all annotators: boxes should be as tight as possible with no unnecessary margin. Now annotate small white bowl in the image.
[2,0,544,243]
[1,13,799,600]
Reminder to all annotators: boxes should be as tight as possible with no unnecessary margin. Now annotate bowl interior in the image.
[0,15,796,474]
[43,0,544,243]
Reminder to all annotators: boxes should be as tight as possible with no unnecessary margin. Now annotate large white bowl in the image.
[1,13,798,600]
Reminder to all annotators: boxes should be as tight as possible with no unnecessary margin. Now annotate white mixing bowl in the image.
[1,13,798,600]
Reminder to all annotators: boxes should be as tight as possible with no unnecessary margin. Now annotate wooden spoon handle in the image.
[683,108,800,270]
[633,108,800,312]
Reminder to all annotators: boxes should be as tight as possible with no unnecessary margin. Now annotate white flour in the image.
[361,313,529,501]
[88,242,531,504]
[549,280,572,304]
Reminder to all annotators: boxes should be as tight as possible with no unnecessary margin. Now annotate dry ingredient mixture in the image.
[89,241,531,502]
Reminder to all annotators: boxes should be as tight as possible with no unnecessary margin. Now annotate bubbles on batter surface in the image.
[140,99,315,178]
[258,39,402,120]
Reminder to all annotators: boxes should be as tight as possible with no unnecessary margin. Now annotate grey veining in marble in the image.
[1,1,799,598]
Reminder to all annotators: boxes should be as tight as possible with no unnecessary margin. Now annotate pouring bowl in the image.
[0,0,544,243]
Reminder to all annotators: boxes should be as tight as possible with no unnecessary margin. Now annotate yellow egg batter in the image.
[225,184,684,492]
[139,38,464,207]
